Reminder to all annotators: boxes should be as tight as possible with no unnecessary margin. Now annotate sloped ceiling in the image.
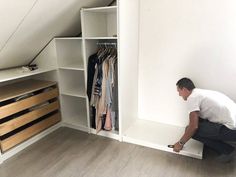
[0,0,112,69]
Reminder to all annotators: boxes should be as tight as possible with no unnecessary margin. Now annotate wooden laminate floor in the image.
[0,127,236,177]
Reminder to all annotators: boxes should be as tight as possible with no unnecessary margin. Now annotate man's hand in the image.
[173,111,199,153]
[173,142,183,152]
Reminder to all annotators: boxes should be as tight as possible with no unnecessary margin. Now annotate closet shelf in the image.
[0,67,57,83]
[55,37,82,40]
[84,37,118,40]
[61,91,87,98]
[59,63,84,71]
[82,6,117,13]
[123,119,204,159]
[0,79,57,102]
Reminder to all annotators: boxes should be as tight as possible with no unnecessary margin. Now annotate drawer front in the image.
[0,112,61,152]
[0,101,60,136]
[0,88,59,120]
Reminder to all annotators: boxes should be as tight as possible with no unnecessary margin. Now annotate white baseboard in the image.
[62,122,88,132]
[90,128,120,141]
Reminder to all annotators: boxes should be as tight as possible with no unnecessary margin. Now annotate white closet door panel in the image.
[119,0,140,134]
[123,119,203,159]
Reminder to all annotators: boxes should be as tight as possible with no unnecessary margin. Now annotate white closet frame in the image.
[0,4,120,164]
[0,1,203,164]
[55,37,89,133]
[81,5,120,140]
[0,41,61,164]
[119,0,203,159]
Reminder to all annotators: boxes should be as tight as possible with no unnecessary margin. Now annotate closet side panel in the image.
[138,0,236,126]
[119,0,140,134]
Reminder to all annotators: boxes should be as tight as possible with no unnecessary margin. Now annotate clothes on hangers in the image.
[87,53,98,101]
[87,44,118,133]
[87,53,99,128]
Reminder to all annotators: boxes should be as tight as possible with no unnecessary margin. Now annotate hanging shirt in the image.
[87,53,98,101]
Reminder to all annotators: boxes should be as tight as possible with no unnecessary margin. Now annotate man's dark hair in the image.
[176,77,195,91]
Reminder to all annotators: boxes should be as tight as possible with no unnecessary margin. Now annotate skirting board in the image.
[62,122,88,132]
[122,119,204,159]
[90,128,120,141]
[0,122,62,164]
[62,124,121,141]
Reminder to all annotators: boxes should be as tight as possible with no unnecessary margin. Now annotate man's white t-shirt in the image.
[186,88,236,130]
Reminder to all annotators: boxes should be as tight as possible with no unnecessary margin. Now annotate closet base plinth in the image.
[62,122,88,133]
[122,119,203,159]
[90,128,120,141]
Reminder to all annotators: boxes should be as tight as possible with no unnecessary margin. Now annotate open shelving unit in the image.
[60,95,88,131]
[0,67,57,83]
[0,4,119,164]
[55,37,89,131]
[81,6,117,38]
[58,69,86,97]
[56,38,84,70]
[81,6,119,138]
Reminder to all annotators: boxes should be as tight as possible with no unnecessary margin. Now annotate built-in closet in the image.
[53,5,120,139]
[119,0,203,159]
[52,0,203,159]
[1,0,213,164]
[0,3,120,164]
[119,0,236,160]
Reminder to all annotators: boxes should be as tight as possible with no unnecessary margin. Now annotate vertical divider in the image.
[81,8,91,133]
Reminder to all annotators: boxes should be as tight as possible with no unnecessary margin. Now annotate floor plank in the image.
[0,127,236,177]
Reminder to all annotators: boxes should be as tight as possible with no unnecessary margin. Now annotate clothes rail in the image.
[96,42,117,46]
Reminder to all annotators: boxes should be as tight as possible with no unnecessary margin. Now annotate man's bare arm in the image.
[173,111,199,152]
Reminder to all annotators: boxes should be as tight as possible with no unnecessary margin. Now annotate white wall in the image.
[138,0,236,126]
[0,0,111,69]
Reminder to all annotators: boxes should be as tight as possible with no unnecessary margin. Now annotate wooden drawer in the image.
[0,79,61,152]
[0,113,61,152]
[0,101,60,136]
[0,87,59,120]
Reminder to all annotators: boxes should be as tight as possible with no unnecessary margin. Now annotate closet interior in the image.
[118,0,203,159]
[0,0,204,164]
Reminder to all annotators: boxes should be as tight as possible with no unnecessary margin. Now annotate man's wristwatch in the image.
[178,141,185,146]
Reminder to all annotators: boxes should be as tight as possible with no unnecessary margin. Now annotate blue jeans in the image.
[192,118,236,155]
